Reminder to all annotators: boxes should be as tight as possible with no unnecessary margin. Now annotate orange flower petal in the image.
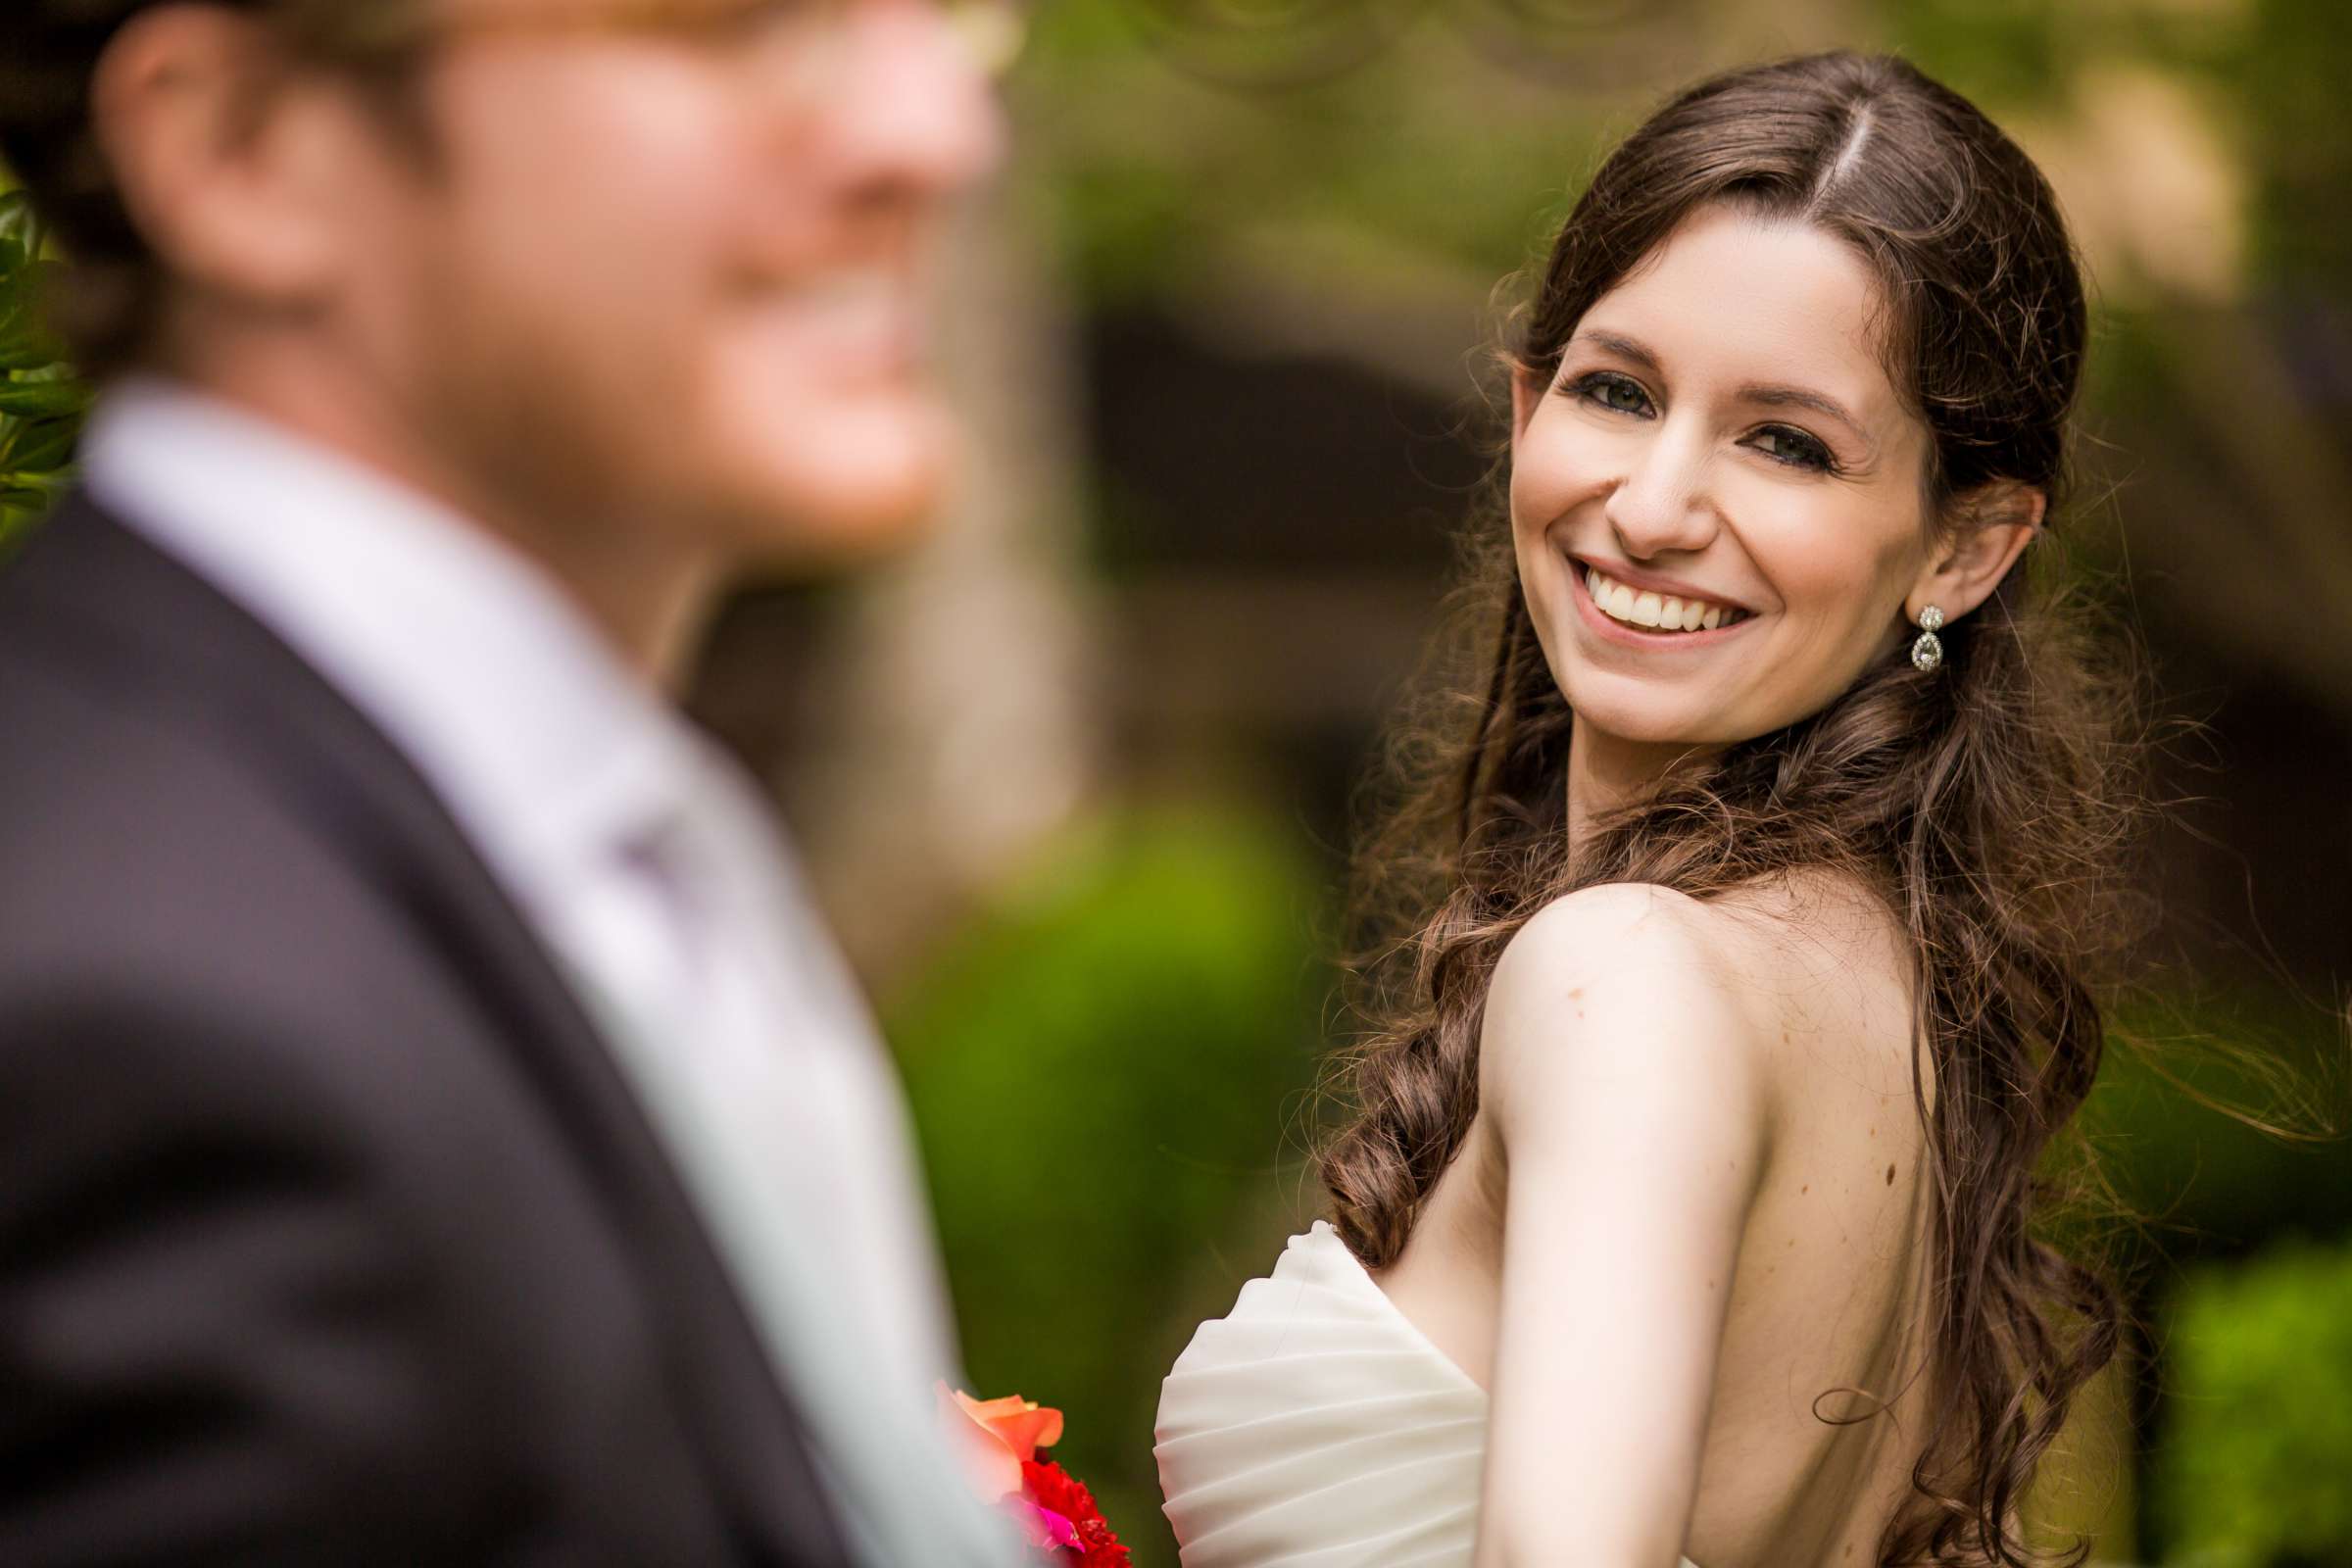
[950,1388,1066,1462]
[937,1384,1024,1501]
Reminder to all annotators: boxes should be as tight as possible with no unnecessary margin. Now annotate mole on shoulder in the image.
[1886,1163,1897,1185]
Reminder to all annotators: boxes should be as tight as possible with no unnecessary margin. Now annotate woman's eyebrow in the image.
[1566,329,1663,376]
[1737,382,1877,452]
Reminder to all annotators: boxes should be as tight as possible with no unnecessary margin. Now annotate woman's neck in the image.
[1563,715,1720,859]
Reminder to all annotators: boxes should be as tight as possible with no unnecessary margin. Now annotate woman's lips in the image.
[1571,558,1758,646]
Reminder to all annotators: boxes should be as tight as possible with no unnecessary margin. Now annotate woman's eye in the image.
[1749,424,1835,472]
[1573,371,1652,416]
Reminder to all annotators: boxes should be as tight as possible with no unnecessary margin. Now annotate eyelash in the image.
[1565,370,1839,476]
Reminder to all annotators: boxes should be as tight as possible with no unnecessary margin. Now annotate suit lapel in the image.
[3,498,852,1567]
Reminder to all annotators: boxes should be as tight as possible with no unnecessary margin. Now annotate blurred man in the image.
[0,2,1019,1562]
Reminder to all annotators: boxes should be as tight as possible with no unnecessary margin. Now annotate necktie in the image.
[570,749,1019,1568]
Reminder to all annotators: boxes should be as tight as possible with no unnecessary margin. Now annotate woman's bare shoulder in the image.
[1492,875,1887,1019]
[1480,884,1776,1117]
[1483,874,1915,1109]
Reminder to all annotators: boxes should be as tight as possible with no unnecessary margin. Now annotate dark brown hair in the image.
[0,0,428,375]
[1320,52,2136,1566]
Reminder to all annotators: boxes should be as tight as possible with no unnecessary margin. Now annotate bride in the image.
[1157,51,2136,1568]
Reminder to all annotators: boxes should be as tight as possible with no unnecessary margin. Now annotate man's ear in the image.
[1906,479,2045,625]
[92,4,360,308]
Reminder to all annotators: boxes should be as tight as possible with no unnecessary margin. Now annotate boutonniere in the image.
[939,1386,1134,1566]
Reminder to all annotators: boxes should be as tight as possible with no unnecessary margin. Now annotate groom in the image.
[0,2,1019,1564]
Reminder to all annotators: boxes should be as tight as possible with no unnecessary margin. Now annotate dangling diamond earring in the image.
[1910,605,1946,672]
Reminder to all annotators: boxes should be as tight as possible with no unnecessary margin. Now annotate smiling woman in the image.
[1157,48,2147,1568]
[1510,203,2036,780]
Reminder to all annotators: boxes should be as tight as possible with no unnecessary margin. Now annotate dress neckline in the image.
[1300,1221,1490,1397]
[1294,1222,1705,1568]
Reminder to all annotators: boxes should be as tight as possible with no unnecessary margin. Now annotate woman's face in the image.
[1510,203,1938,755]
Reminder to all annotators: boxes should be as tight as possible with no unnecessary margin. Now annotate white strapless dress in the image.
[1154,1222,1701,1568]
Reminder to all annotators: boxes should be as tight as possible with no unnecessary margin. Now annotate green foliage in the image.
[1014,0,2352,326]
[2232,0,2352,289]
[1005,2,2095,315]
[0,187,91,549]
[2058,992,2350,1563]
[2154,1240,2352,1566]
[1006,4,1617,307]
[2071,992,2352,1255]
[888,808,1329,1567]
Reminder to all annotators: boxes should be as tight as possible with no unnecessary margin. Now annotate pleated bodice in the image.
[1154,1222,1701,1568]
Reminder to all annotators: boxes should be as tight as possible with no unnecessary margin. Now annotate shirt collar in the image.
[81,374,709,902]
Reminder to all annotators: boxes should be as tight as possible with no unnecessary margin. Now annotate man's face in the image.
[328,0,1005,571]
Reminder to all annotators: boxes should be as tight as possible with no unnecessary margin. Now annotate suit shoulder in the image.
[1,626,381,953]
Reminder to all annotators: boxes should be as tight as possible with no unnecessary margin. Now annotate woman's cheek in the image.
[1517,441,1612,553]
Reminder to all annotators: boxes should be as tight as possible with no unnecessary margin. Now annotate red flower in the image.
[1022,1458,1134,1568]
[936,1384,1132,1564]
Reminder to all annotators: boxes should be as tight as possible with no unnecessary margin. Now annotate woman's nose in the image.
[1603,426,1721,560]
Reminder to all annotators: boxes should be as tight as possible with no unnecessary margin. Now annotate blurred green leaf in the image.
[0,264,72,372]
[0,190,38,269]
[0,416,79,477]
[0,178,88,543]
[0,378,92,418]
[2154,1240,2352,1566]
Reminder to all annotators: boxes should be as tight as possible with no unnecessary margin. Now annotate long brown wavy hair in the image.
[1319,52,2141,1567]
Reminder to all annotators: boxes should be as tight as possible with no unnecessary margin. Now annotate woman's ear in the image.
[1907,479,2045,624]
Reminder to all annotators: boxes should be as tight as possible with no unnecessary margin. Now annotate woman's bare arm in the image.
[1471,883,1780,1568]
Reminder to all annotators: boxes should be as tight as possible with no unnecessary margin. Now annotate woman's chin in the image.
[1562,694,1752,758]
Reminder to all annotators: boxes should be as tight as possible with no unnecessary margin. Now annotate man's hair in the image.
[0,1,426,374]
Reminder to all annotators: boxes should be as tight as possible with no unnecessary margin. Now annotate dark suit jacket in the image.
[0,497,852,1566]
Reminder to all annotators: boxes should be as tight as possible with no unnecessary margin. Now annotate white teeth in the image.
[1588,568,1637,621]
[1583,565,1740,635]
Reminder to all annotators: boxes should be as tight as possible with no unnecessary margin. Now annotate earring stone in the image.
[1911,604,1946,672]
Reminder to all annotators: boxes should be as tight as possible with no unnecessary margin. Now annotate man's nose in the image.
[819,0,1008,198]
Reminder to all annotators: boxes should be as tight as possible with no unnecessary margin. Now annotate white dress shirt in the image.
[81,376,1012,1566]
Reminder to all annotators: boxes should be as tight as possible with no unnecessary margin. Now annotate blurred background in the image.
[7,0,2351,1563]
